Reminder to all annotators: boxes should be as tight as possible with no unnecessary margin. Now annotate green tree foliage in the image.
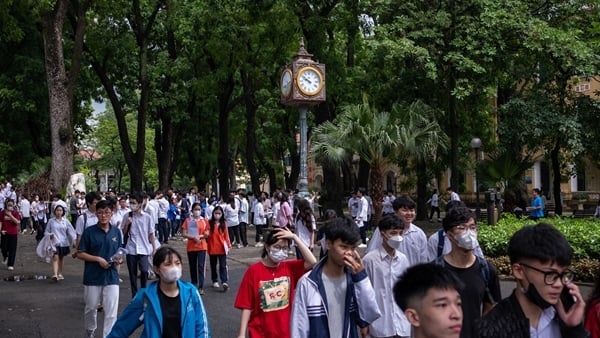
[311,99,446,223]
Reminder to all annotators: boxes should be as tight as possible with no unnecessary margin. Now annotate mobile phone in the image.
[560,287,575,311]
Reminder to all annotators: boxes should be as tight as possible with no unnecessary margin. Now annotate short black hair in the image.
[85,191,101,206]
[392,195,416,211]
[96,199,111,211]
[130,192,144,204]
[393,263,464,311]
[442,206,475,232]
[508,223,573,266]
[445,200,466,213]
[323,217,361,245]
[378,214,404,232]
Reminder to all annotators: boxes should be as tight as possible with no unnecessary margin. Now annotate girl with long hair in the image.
[206,206,231,292]
[182,202,210,295]
[293,198,316,260]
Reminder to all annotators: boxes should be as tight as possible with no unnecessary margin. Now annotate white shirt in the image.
[363,247,411,337]
[450,191,461,201]
[19,198,31,218]
[295,215,316,247]
[431,193,439,207]
[529,306,560,338]
[222,203,239,227]
[355,196,369,228]
[157,197,169,219]
[382,195,395,214]
[123,212,155,255]
[45,217,76,247]
[253,201,266,225]
[146,200,159,225]
[368,224,428,266]
[238,197,249,223]
[75,210,99,235]
[112,207,130,230]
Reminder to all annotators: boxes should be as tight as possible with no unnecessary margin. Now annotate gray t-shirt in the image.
[322,272,347,338]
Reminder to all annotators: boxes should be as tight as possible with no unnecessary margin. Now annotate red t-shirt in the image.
[585,299,600,338]
[0,209,21,235]
[234,259,307,338]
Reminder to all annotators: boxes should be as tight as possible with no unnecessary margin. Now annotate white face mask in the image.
[385,235,403,250]
[454,230,478,250]
[192,210,202,218]
[129,204,139,212]
[160,267,182,283]
[268,248,288,263]
[213,214,222,220]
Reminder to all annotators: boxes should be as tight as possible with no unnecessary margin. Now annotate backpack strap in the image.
[436,228,445,257]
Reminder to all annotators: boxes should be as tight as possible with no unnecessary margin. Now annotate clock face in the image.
[281,69,292,97]
[297,66,323,96]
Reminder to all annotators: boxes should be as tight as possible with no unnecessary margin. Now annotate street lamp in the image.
[470,137,482,220]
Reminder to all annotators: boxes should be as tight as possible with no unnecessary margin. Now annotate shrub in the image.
[479,215,600,260]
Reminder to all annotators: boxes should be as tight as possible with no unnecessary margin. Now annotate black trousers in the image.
[1,234,18,267]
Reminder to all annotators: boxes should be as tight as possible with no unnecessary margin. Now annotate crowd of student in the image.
[0,181,599,337]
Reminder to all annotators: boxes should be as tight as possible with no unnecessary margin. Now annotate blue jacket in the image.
[291,257,381,337]
[107,280,210,338]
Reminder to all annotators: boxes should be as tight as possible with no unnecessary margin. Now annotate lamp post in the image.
[470,137,482,220]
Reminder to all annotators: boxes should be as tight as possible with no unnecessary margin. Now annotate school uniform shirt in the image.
[123,212,154,255]
[295,215,316,247]
[223,203,240,227]
[253,202,266,225]
[397,223,429,266]
[45,217,76,247]
[234,260,307,338]
[75,210,99,236]
[363,247,411,337]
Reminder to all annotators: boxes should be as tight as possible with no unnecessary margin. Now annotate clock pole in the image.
[298,105,309,198]
[280,38,325,199]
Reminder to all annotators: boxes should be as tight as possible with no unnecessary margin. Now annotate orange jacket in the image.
[207,222,231,255]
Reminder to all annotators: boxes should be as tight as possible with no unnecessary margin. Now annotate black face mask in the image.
[522,282,553,309]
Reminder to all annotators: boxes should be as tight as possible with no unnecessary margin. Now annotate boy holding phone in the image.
[476,223,587,338]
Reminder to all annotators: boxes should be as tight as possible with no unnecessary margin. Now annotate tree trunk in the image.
[241,69,261,195]
[217,75,236,196]
[551,139,563,216]
[416,159,429,220]
[369,161,384,227]
[42,0,88,192]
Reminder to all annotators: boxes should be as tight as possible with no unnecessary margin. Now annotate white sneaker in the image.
[2,258,7,265]
[7,266,14,271]
[254,242,264,247]
[358,244,367,248]
[223,282,229,291]
[212,282,220,288]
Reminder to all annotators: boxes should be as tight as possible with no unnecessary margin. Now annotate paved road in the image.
[0,225,591,337]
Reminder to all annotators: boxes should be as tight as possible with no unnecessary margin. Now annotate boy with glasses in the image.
[476,223,587,338]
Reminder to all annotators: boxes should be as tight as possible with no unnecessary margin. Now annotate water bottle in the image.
[110,248,128,264]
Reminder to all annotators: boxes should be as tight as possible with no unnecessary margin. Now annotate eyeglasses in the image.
[455,224,478,232]
[519,262,575,285]
[271,245,290,251]
[96,210,112,216]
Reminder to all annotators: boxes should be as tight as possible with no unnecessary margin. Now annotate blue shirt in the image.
[532,196,544,218]
[79,224,122,286]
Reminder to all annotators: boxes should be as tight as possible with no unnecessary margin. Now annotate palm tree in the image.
[311,100,447,225]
